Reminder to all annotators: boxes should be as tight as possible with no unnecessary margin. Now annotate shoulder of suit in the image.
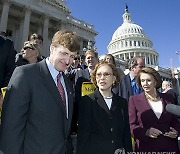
[17,62,39,72]
[159,92,174,101]
[0,35,13,42]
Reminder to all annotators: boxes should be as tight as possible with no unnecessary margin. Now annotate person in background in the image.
[64,55,82,135]
[103,53,124,81]
[0,30,80,154]
[79,54,87,69]
[162,81,179,105]
[129,67,180,153]
[29,33,43,46]
[116,56,145,101]
[29,33,45,59]
[65,55,81,85]
[29,33,43,50]
[75,50,98,83]
[15,41,42,66]
[0,32,16,106]
[75,50,98,103]
[77,61,132,154]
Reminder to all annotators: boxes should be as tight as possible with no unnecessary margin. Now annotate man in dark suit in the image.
[162,81,179,105]
[116,56,145,101]
[0,30,80,154]
[0,33,16,105]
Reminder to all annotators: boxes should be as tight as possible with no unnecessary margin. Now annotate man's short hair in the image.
[51,30,80,53]
[84,50,98,58]
[127,56,144,70]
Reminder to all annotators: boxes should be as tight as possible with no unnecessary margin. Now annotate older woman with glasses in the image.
[77,61,132,154]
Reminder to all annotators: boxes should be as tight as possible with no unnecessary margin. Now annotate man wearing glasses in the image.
[116,56,145,101]
[0,30,80,154]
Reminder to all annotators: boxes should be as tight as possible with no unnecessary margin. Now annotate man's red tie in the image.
[57,73,66,110]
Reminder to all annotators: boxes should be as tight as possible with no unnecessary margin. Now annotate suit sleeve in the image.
[122,99,133,152]
[76,96,92,154]
[0,66,30,154]
[3,40,16,87]
[128,96,149,142]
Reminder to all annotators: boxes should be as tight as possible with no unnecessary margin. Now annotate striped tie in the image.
[57,73,66,109]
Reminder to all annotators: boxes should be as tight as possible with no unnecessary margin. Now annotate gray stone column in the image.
[42,15,49,57]
[79,39,83,55]
[21,8,31,48]
[124,53,126,61]
[129,52,131,59]
[148,53,151,65]
[144,53,147,65]
[0,0,10,32]
[152,55,155,65]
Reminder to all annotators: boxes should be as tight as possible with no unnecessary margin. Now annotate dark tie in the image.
[57,73,66,110]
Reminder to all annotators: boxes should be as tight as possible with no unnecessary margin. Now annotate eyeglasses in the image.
[96,72,113,78]
[24,46,35,50]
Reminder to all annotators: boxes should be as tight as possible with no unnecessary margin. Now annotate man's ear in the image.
[50,45,55,54]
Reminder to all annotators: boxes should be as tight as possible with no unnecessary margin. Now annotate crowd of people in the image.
[0,29,179,154]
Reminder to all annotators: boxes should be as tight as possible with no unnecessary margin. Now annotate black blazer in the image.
[0,60,74,154]
[77,89,132,154]
[0,36,16,89]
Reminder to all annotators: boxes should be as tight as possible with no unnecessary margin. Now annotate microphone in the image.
[166,104,180,116]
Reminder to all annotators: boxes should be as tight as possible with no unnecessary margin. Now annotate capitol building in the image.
[0,0,97,56]
[0,1,179,96]
[108,5,158,67]
[106,5,180,96]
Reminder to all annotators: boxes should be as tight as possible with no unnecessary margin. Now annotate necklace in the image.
[104,96,113,99]
[145,92,160,102]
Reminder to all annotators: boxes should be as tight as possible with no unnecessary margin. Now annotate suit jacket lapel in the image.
[138,92,160,121]
[110,93,118,112]
[94,90,111,115]
[158,93,169,120]
[126,74,133,96]
[139,92,167,121]
[38,60,67,116]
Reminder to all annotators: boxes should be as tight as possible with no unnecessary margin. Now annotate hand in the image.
[163,127,178,139]
[146,127,162,138]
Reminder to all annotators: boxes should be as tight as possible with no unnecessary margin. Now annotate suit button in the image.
[112,140,114,144]
[111,128,113,132]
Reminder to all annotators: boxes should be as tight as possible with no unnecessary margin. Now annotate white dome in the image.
[112,22,145,40]
[107,5,159,67]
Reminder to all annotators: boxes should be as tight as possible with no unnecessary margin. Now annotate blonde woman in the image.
[77,61,132,154]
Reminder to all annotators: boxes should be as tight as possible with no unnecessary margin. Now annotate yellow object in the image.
[1,87,7,98]
[0,87,7,121]
[131,135,135,151]
[81,82,96,96]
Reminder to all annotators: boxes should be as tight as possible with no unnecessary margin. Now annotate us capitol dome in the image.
[107,5,158,67]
